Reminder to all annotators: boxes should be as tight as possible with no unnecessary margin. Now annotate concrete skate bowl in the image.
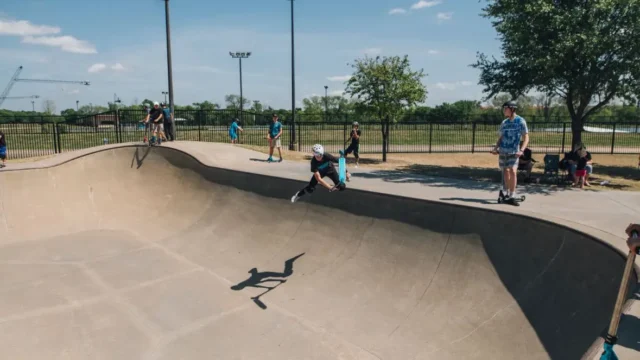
[0,145,635,360]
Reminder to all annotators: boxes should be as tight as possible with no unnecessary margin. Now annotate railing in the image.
[0,111,638,159]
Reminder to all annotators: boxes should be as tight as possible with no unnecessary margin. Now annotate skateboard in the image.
[498,190,525,205]
[338,149,346,183]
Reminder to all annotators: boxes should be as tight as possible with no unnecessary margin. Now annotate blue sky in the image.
[0,0,503,112]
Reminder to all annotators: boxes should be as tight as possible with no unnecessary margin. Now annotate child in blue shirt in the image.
[267,114,283,162]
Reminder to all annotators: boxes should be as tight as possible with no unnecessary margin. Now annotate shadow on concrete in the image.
[352,164,570,196]
[439,197,500,205]
[130,146,151,169]
[231,253,305,310]
[613,313,640,353]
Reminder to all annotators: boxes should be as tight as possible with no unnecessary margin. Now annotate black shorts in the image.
[345,143,359,157]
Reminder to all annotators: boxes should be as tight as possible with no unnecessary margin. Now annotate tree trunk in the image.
[570,116,583,151]
[381,116,389,162]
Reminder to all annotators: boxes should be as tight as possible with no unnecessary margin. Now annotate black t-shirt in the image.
[0,131,5,147]
[149,108,163,122]
[521,148,532,161]
[570,150,591,162]
[350,129,361,145]
[311,153,339,173]
[577,157,588,170]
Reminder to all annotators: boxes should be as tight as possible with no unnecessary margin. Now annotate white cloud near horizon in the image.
[88,63,107,73]
[437,12,453,21]
[327,75,351,82]
[111,63,125,71]
[0,19,60,36]
[364,47,382,56]
[411,1,442,10]
[389,8,407,15]
[434,81,472,90]
[428,49,440,55]
[22,35,97,54]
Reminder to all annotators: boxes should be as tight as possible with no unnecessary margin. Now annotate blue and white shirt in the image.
[498,116,528,154]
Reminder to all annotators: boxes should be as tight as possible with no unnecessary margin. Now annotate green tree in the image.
[224,94,251,110]
[345,55,427,161]
[472,0,640,148]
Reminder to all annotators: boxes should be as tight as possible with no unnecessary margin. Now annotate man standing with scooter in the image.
[491,101,529,206]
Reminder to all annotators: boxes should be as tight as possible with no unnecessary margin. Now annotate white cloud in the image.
[389,8,407,15]
[427,49,440,55]
[88,63,107,73]
[0,19,60,36]
[22,35,97,54]
[330,90,345,96]
[411,1,441,10]
[434,81,473,90]
[364,48,382,56]
[327,75,351,82]
[111,63,125,71]
[437,12,453,21]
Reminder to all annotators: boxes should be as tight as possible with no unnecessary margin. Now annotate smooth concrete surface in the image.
[0,142,639,359]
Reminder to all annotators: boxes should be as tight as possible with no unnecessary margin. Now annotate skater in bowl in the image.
[291,144,351,203]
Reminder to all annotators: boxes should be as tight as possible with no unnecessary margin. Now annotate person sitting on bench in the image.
[517,141,535,181]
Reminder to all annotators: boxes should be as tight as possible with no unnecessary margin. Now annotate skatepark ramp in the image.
[0,146,635,360]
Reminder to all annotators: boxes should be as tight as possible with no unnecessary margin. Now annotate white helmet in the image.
[312,144,324,156]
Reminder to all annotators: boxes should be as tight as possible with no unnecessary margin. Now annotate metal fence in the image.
[0,110,638,159]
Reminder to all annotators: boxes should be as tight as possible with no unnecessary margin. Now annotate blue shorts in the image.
[229,133,237,140]
[0,146,6,159]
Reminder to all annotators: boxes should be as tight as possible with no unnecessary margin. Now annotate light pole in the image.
[324,85,328,121]
[162,91,168,103]
[31,101,35,112]
[76,100,79,111]
[164,0,176,140]
[229,52,251,117]
[288,0,296,150]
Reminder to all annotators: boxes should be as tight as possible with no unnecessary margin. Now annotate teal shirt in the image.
[269,121,282,138]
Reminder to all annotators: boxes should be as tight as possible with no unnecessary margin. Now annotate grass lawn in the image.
[241,144,640,192]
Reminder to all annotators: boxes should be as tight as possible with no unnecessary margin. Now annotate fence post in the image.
[471,122,477,153]
[428,122,433,154]
[52,122,58,154]
[115,109,120,143]
[55,122,62,153]
[561,123,566,153]
[611,123,616,154]
[297,121,301,151]
[198,110,202,142]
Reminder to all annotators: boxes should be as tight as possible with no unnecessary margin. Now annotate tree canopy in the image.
[472,0,640,146]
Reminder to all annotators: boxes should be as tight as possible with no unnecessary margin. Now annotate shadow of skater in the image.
[231,253,305,310]
[131,146,151,169]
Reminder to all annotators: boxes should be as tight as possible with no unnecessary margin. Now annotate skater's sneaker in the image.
[267,157,273,162]
[278,158,283,163]
[291,193,301,203]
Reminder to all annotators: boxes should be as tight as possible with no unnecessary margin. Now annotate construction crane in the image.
[0,66,90,108]
[0,95,40,100]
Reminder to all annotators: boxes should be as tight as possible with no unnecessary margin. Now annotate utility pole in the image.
[164,0,176,140]
[31,100,34,112]
[76,100,79,111]
[288,0,296,150]
[229,52,251,117]
[162,91,168,103]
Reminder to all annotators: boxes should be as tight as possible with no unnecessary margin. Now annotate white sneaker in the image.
[291,193,300,203]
